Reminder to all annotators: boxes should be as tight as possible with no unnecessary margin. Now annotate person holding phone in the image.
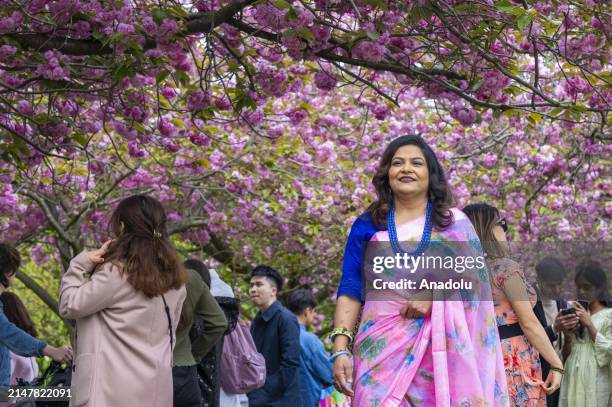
[533,257,578,407]
[559,260,611,407]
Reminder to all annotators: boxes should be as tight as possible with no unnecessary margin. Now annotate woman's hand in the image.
[400,300,432,319]
[43,345,73,364]
[85,240,113,264]
[333,354,354,397]
[541,370,563,395]
[553,311,580,334]
[574,302,594,330]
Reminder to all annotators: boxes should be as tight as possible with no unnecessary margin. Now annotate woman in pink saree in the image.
[331,135,509,406]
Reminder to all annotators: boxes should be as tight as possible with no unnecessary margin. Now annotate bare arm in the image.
[332,295,362,397]
[332,295,362,351]
[504,274,562,369]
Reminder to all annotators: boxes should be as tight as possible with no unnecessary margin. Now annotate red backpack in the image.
[219,320,266,393]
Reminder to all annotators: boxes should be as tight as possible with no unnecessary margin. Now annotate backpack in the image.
[219,320,266,394]
[191,297,241,406]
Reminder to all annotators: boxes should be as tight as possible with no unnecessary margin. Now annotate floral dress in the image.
[488,257,545,407]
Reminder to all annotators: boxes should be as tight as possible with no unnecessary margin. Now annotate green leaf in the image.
[517,14,532,30]
[502,108,520,118]
[91,32,105,41]
[529,112,542,123]
[298,27,315,45]
[109,32,124,43]
[363,0,388,10]
[73,133,88,147]
[152,9,168,26]
[111,65,133,81]
[133,122,146,133]
[156,69,170,84]
[549,107,563,117]
[495,0,521,14]
[420,4,433,21]
[273,0,291,9]
[366,31,380,41]
[167,5,188,18]
[174,71,190,86]
[572,103,588,113]
[527,115,536,127]
[170,118,185,128]
[285,7,298,21]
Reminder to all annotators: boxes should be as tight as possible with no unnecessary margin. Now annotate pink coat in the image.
[59,252,186,407]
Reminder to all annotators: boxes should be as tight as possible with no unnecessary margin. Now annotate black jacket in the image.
[248,301,302,407]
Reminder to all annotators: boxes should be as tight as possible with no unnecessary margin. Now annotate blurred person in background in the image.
[533,257,575,407]
[0,292,40,386]
[559,260,611,407]
[176,259,227,407]
[207,268,244,407]
[286,289,333,407]
[0,242,72,392]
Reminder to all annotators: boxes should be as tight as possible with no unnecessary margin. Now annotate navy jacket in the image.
[248,300,302,407]
[0,300,47,386]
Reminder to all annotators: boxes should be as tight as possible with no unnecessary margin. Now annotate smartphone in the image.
[560,308,576,316]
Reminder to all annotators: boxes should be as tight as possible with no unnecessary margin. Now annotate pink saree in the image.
[352,209,509,407]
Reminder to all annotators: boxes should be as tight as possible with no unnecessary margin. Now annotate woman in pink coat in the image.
[60,195,187,407]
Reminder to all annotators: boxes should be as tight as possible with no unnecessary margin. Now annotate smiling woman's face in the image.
[388,145,429,199]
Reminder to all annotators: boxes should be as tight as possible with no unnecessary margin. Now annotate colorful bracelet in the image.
[330,349,352,362]
[330,327,354,344]
[551,367,565,375]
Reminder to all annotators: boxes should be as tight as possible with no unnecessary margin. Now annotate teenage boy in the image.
[247,265,301,407]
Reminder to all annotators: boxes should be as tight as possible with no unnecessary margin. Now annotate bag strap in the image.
[162,295,173,350]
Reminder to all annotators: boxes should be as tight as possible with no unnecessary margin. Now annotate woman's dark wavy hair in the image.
[103,195,186,298]
[367,135,454,230]
[0,291,37,337]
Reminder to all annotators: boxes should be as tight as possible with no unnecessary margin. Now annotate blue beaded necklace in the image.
[387,201,433,256]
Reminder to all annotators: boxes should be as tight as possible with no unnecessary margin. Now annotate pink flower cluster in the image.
[36,50,70,80]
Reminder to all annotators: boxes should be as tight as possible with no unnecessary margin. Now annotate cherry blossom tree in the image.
[1,76,608,326]
[0,0,609,335]
[0,0,609,164]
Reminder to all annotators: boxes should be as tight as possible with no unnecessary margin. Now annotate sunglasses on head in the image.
[496,218,508,232]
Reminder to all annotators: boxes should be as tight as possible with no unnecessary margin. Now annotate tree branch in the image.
[15,270,59,315]
[19,190,80,254]
[5,0,258,56]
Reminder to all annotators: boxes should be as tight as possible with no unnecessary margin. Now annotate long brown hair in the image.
[462,203,509,259]
[104,195,186,298]
[0,292,37,337]
[367,135,454,230]
[0,243,20,288]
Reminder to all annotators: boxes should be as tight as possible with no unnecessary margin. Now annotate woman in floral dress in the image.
[464,203,564,407]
